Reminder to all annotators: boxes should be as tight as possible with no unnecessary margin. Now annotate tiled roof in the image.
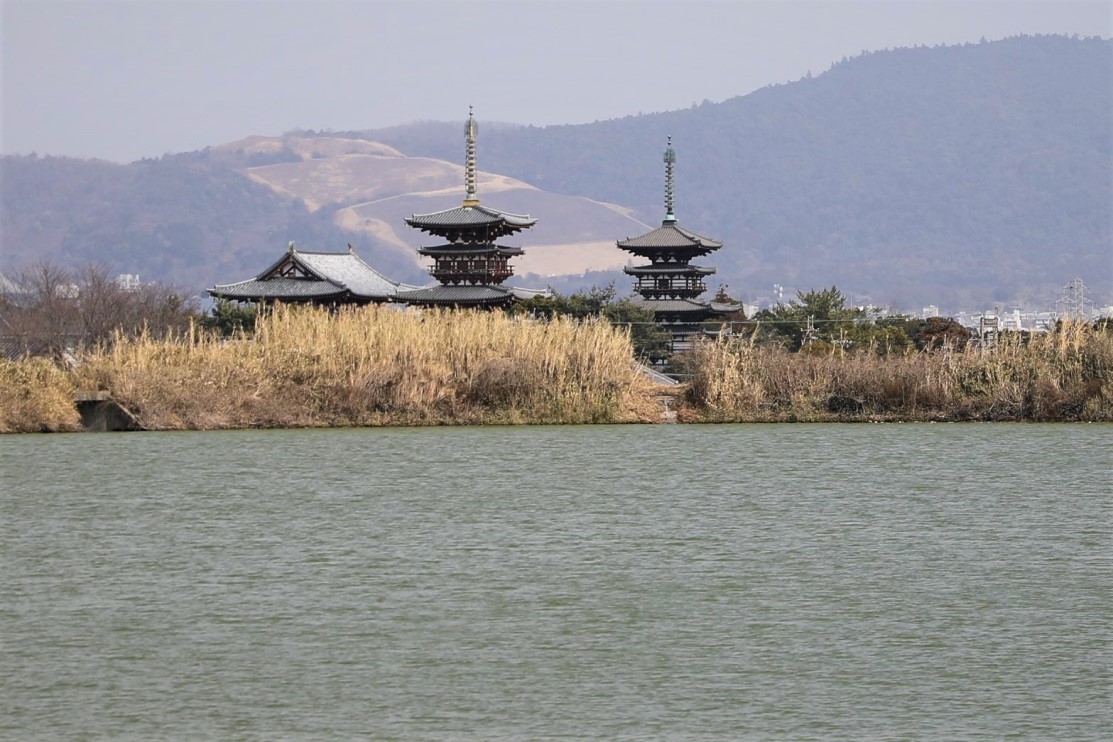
[209,248,421,302]
[616,222,723,252]
[295,251,405,298]
[210,277,347,300]
[630,296,734,317]
[508,286,551,300]
[406,204,537,238]
[633,298,713,313]
[395,283,549,306]
[623,264,716,276]
[418,244,524,258]
[395,284,516,306]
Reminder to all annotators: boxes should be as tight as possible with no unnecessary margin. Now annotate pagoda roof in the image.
[623,264,716,276]
[395,284,549,307]
[209,246,421,303]
[418,244,525,258]
[616,221,723,252]
[630,296,738,317]
[405,204,536,239]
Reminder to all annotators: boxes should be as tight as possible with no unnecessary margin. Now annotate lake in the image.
[2,423,1109,740]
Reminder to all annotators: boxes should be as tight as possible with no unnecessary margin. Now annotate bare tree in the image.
[0,261,200,360]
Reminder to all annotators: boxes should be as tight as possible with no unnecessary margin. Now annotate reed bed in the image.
[683,322,1113,422]
[67,305,659,429]
[5,309,1108,432]
[0,357,82,433]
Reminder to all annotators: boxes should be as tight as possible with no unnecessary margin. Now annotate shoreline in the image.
[3,308,1110,433]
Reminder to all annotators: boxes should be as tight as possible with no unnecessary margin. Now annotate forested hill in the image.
[359,35,1112,308]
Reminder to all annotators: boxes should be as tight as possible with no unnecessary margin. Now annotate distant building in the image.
[395,108,547,309]
[208,242,417,306]
[207,109,548,311]
[615,137,734,353]
[922,305,940,319]
[116,274,142,291]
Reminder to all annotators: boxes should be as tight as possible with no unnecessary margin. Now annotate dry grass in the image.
[683,321,1113,422]
[0,357,82,433]
[66,304,659,430]
[5,310,1108,432]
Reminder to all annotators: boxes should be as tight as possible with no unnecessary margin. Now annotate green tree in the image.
[201,299,257,337]
[603,299,671,363]
[509,284,617,320]
[843,315,916,355]
[751,286,861,350]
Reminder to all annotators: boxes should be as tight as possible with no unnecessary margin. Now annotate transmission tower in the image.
[1056,278,1093,321]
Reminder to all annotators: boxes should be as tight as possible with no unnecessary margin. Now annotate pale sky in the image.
[2,0,1110,163]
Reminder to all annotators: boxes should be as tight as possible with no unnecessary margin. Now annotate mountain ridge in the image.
[2,35,1108,310]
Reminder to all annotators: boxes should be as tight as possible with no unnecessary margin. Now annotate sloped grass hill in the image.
[235,141,641,277]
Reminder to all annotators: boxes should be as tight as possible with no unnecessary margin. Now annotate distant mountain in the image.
[0,150,423,296]
[0,136,643,298]
[2,35,1109,311]
[358,35,1113,309]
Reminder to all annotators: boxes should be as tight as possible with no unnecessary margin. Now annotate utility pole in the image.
[803,314,817,346]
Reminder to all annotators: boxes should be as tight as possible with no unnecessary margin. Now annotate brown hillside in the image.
[239,136,641,279]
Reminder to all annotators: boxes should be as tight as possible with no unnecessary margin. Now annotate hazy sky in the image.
[2,0,1110,163]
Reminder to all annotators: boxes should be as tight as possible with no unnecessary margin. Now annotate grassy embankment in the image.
[684,321,1113,422]
[0,305,657,433]
[2,309,1111,433]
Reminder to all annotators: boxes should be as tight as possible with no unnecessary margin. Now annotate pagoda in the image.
[396,108,542,309]
[616,137,731,352]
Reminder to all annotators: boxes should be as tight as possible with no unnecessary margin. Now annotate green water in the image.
[2,424,1109,740]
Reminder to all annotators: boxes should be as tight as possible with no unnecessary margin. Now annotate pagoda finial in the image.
[663,136,677,223]
[463,106,479,206]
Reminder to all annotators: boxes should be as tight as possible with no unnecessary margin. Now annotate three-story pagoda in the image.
[617,137,731,351]
[396,108,540,309]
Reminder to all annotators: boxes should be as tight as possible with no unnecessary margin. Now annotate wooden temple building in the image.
[210,109,545,311]
[208,242,419,306]
[616,137,733,352]
[395,107,545,309]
